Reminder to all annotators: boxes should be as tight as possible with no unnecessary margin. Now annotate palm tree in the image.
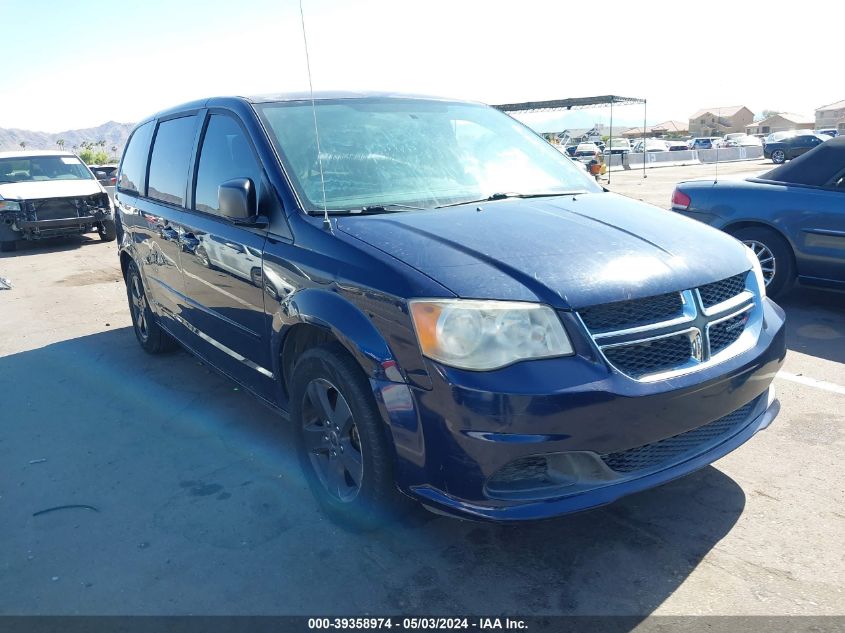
[57,139,65,150]
[19,141,26,150]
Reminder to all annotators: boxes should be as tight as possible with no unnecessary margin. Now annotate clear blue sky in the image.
[2,0,842,132]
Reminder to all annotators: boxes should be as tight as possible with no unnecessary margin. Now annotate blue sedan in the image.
[672,137,845,297]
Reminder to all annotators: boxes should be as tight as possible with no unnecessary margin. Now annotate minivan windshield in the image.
[0,155,94,184]
[256,98,601,212]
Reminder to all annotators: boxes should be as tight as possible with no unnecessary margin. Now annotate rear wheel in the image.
[291,342,408,530]
[771,149,786,164]
[731,226,795,298]
[125,260,178,354]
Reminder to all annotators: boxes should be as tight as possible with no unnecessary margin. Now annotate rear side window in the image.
[118,121,154,193]
[194,114,262,215]
[147,115,198,206]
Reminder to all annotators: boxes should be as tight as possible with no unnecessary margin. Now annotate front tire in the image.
[99,218,117,242]
[731,226,795,298]
[771,149,786,164]
[125,260,178,354]
[290,342,407,530]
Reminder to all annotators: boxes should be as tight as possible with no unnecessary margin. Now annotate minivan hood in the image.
[0,179,102,200]
[336,192,750,309]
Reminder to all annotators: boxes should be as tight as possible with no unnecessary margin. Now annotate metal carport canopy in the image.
[492,95,645,112]
[493,95,649,182]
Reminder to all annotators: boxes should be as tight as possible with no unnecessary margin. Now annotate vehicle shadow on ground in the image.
[778,285,845,365]
[0,328,745,617]
[0,235,104,259]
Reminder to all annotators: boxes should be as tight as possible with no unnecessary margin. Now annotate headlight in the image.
[0,200,22,212]
[744,245,767,299]
[409,299,574,370]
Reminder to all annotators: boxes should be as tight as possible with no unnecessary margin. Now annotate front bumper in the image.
[3,211,111,240]
[376,297,786,521]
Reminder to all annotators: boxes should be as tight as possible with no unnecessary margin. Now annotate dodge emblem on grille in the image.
[691,331,704,361]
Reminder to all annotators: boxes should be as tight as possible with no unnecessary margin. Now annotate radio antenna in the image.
[298,0,330,231]
[714,106,721,183]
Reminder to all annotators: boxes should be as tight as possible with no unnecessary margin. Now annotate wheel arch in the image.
[722,220,799,276]
[119,248,133,280]
[273,289,406,399]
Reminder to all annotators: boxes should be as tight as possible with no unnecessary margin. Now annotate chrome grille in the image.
[698,273,747,308]
[579,292,683,333]
[603,333,692,380]
[600,399,757,473]
[577,271,758,381]
[709,312,750,355]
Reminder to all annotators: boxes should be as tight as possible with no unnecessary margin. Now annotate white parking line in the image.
[776,371,845,396]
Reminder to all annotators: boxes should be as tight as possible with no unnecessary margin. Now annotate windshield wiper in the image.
[435,191,587,209]
[306,203,426,217]
[357,203,425,213]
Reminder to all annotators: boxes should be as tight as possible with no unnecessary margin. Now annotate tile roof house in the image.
[815,100,845,133]
[688,106,754,136]
[621,120,688,138]
[746,113,814,135]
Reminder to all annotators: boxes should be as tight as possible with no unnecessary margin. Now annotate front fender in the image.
[270,287,406,385]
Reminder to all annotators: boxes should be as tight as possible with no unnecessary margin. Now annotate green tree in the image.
[57,138,65,150]
[78,148,109,165]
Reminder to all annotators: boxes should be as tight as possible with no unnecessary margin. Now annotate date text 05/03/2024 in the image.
[307,617,528,630]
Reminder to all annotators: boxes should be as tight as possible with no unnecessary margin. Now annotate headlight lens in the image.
[744,245,767,299]
[409,299,574,370]
[0,200,22,212]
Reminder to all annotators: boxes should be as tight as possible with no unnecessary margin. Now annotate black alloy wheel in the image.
[291,343,409,529]
[300,378,364,503]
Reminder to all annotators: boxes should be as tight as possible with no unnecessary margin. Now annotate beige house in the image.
[688,106,754,136]
[621,120,688,139]
[815,100,845,133]
[746,113,814,135]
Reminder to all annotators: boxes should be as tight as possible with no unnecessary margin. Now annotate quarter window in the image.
[194,114,262,215]
[118,121,154,194]
[147,115,198,206]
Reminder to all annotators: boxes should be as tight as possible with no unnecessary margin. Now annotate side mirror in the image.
[218,178,256,220]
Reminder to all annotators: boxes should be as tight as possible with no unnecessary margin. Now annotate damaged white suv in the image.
[0,150,116,252]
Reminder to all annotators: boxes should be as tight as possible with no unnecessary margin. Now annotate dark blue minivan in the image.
[116,93,786,526]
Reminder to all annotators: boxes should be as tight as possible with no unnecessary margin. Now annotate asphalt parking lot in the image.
[1,159,843,617]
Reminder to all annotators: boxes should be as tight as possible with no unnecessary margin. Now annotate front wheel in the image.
[731,226,795,298]
[125,260,178,354]
[98,218,117,242]
[771,149,786,164]
[291,343,408,530]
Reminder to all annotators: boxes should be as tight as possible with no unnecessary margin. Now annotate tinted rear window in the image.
[118,121,154,193]
[147,115,198,206]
